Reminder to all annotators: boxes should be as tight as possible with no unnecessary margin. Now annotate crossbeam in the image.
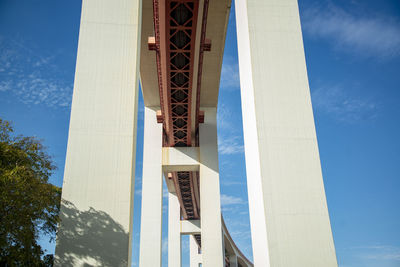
[162,147,200,172]
[180,220,201,235]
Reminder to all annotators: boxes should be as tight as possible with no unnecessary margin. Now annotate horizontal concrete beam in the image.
[180,220,201,235]
[162,147,200,172]
[164,172,176,193]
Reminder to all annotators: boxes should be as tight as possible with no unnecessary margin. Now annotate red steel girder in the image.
[153,0,199,147]
[151,0,210,249]
[171,171,200,220]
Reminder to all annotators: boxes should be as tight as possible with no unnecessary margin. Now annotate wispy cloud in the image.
[220,194,245,206]
[217,103,234,131]
[356,245,400,261]
[0,36,73,108]
[163,187,169,199]
[220,56,240,90]
[311,84,378,122]
[302,4,400,59]
[0,81,12,92]
[218,134,244,155]
[217,103,245,154]
[182,236,189,252]
[345,245,400,261]
[135,189,142,196]
[14,73,72,107]
[162,238,168,254]
[221,179,245,187]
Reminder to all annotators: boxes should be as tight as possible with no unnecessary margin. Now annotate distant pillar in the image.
[54,0,141,266]
[169,192,182,267]
[190,235,202,267]
[139,107,163,267]
[199,107,224,266]
[235,0,338,266]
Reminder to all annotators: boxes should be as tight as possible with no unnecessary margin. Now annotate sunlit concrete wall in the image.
[54,0,141,266]
[235,0,338,266]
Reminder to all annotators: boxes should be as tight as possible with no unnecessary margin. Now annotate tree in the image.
[0,118,61,266]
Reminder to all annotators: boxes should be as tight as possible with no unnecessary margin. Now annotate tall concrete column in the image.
[199,107,224,267]
[235,0,338,266]
[169,192,181,267]
[190,235,202,267]
[139,107,163,267]
[54,0,141,266]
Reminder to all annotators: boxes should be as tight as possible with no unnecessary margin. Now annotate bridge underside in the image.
[55,0,338,266]
[140,0,251,265]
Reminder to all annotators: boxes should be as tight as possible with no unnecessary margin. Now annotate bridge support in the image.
[158,107,224,267]
[55,0,338,265]
[190,235,203,267]
[139,107,163,267]
[54,0,141,266]
[199,107,224,267]
[235,0,338,266]
[169,192,181,267]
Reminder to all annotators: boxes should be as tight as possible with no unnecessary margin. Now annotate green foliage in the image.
[0,119,61,266]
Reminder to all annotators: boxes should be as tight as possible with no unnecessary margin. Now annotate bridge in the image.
[139,0,252,265]
[54,0,338,266]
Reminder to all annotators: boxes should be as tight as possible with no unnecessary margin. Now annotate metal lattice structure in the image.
[151,0,205,248]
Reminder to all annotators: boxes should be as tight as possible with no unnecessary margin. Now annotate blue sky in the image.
[1,0,400,266]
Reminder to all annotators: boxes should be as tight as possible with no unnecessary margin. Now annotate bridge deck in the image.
[140,0,250,264]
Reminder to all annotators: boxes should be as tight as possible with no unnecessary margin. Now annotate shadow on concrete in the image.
[54,200,128,267]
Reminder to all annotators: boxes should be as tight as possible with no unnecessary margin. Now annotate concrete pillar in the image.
[169,192,181,267]
[139,107,163,267]
[199,107,224,267]
[235,0,338,266]
[190,235,202,267]
[229,255,238,267]
[54,0,141,266]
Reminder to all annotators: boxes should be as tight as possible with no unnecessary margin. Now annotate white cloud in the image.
[33,55,54,67]
[217,104,245,154]
[13,73,72,107]
[230,229,252,241]
[218,135,244,155]
[220,56,240,90]
[0,37,73,108]
[0,81,12,92]
[221,179,245,187]
[162,203,168,214]
[302,4,400,59]
[135,189,142,196]
[163,187,169,199]
[311,84,378,122]
[181,236,189,252]
[345,245,400,262]
[220,194,244,206]
[217,103,234,131]
[162,238,168,254]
